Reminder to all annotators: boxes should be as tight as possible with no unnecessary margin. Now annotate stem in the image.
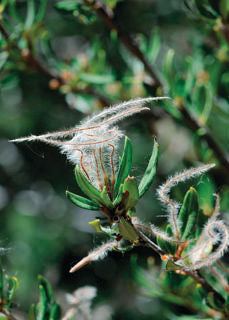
[135,227,226,305]
[0,22,110,108]
[84,0,229,174]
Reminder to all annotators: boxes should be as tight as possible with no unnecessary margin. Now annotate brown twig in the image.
[136,228,226,305]
[0,22,110,108]
[85,0,229,174]
[85,0,161,88]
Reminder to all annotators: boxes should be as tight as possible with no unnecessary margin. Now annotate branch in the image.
[85,0,161,88]
[0,22,110,108]
[136,228,226,305]
[86,0,229,174]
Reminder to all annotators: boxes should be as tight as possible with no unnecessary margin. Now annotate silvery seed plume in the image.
[10,97,169,190]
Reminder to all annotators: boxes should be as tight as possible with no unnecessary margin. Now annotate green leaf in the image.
[9,0,24,24]
[0,52,8,71]
[112,184,123,207]
[118,217,138,241]
[194,0,219,19]
[38,275,55,305]
[114,137,132,198]
[0,259,3,300]
[123,176,139,209]
[75,166,104,205]
[147,28,161,62]
[220,0,229,19]
[101,186,113,209]
[163,49,175,93]
[50,302,61,320]
[55,0,78,11]
[28,304,36,320]
[206,292,225,311]
[157,224,176,255]
[166,260,181,271]
[36,285,48,320]
[178,187,199,240]
[78,72,114,85]
[5,276,19,304]
[0,73,19,90]
[36,0,47,22]
[88,219,103,232]
[138,137,159,198]
[25,0,36,29]
[66,190,100,210]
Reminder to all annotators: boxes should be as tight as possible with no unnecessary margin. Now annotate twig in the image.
[85,0,161,88]
[136,228,226,305]
[0,22,110,108]
[85,0,229,174]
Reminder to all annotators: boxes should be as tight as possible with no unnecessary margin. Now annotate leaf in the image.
[194,0,219,19]
[0,259,3,300]
[112,184,123,207]
[28,304,36,320]
[5,276,19,304]
[38,275,55,305]
[36,285,48,320]
[36,0,48,22]
[166,260,181,271]
[113,137,132,198]
[178,187,199,240]
[75,166,104,205]
[123,176,139,209]
[220,0,229,19]
[66,190,100,210]
[9,0,24,24]
[118,217,139,242]
[78,72,114,85]
[206,292,225,311]
[55,0,78,11]
[50,302,61,320]
[138,137,159,198]
[0,73,19,90]
[101,186,113,209]
[89,219,103,232]
[0,52,8,71]
[163,49,175,93]
[147,28,161,62]
[157,224,176,255]
[25,0,35,29]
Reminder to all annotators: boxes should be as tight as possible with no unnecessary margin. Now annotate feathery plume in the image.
[69,241,118,273]
[157,163,215,239]
[10,97,169,191]
[181,220,229,270]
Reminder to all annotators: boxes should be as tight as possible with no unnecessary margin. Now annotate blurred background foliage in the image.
[0,0,229,319]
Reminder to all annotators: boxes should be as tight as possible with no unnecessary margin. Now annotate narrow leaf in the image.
[66,190,100,211]
[50,302,61,320]
[36,285,48,320]
[75,166,104,205]
[38,275,54,305]
[118,217,138,241]
[123,176,139,209]
[178,187,199,240]
[157,224,176,255]
[89,219,103,232]
[25,0,35,29]
[5,276,19,304]
[138,137,159,198]
[114,137,132,198]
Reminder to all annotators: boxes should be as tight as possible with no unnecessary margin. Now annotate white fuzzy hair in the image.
[10,97,169,190]
[69,240,118,273]
[157,164,215,239]
[180,220,229,270]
